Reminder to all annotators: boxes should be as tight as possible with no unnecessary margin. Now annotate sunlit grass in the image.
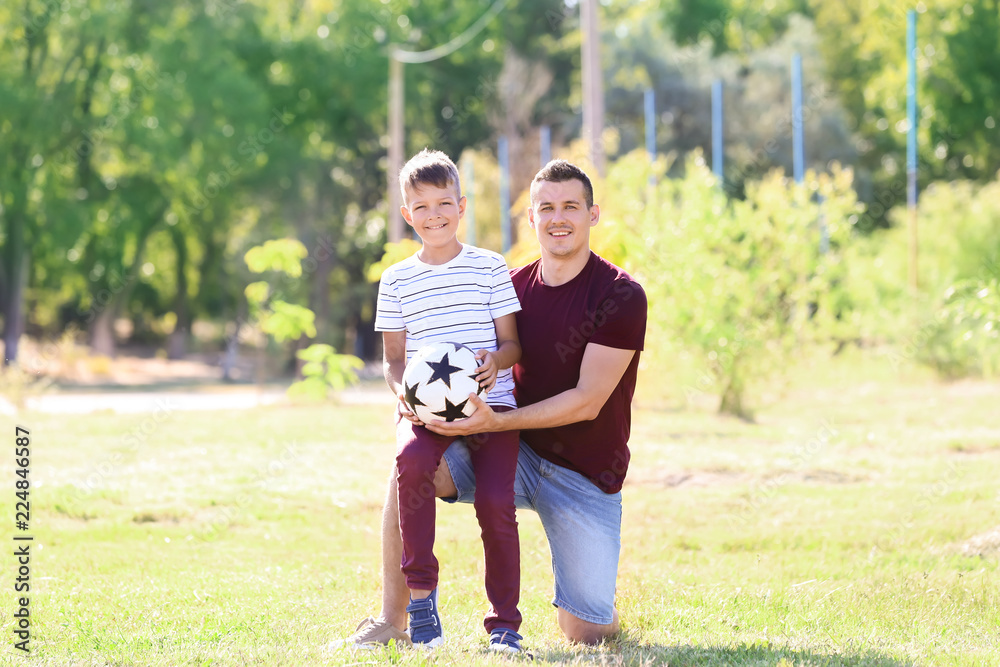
[3,349,999,665]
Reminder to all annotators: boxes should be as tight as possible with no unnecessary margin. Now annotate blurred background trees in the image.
[1,0,998,413]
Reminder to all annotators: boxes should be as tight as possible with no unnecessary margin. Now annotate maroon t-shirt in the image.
[510,252,647,494]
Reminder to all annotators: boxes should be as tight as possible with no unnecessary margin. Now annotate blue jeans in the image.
[442,439,621,625]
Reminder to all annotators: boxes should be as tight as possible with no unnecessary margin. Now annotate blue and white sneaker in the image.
[406,589,444,649]
[489,628,524,654]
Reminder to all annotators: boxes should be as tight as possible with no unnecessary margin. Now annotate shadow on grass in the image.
[534,639,915,666]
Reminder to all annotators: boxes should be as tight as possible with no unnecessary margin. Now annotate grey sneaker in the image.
[406,589,444,649]
[342,616,412,649]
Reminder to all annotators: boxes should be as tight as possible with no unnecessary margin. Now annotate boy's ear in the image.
[458,195,467,218]
[401,205,413,226]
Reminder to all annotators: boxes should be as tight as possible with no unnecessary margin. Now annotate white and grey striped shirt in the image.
[375,244,521,407]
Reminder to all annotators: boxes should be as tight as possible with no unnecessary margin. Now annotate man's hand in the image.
[397,391,424,425]
[424,394,498,436]
[474,350,500,392]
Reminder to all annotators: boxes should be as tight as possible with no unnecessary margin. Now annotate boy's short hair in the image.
[399,149,461,204]
[530,159,594,209]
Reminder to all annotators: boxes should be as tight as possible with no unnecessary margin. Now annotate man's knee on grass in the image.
[557,607,620,645]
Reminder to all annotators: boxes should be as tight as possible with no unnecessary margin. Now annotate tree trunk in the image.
[718,364,754,422]
[2,168,30,366]
[221,287,247,383]
[2,252,28,366]
[87,211,163,357]
[309,165,334,335]
[89,307,116,357]
[166,226,189,360]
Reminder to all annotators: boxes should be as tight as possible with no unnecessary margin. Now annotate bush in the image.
[606,151,860,418]
[244,240,362,396]
[914,276,1000,378]
[855,176,1000,377]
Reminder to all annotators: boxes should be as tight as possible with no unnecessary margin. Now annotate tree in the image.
[0,1,114,363]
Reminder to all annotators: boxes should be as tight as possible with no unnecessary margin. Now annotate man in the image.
[350,159,647,649]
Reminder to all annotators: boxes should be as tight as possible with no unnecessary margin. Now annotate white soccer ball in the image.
[401,342,486,423]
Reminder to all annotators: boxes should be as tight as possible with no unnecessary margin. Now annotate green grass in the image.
[3,348,999,665]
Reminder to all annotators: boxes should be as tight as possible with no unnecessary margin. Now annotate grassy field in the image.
[2,348,999,665]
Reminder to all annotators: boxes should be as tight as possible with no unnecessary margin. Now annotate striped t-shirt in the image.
[375,244,521,408]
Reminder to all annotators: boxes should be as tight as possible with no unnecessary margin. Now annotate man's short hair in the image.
[399,149,461,204]
[530,159,594,209]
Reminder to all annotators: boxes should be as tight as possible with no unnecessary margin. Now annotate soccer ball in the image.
[401,342,486,423]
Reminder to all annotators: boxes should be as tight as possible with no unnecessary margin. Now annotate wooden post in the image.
[581,0,605,175]
[388,54,405,243]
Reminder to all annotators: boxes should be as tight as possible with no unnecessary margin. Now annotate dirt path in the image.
[1,351,392,415]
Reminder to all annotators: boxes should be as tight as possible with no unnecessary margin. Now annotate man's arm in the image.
[424,342,636,436]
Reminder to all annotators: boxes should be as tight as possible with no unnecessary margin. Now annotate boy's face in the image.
[527,178,599,260]
[401,182,465,245]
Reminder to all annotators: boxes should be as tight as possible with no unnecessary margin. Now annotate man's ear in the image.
[527,206,536,228]
[589,204,600,227]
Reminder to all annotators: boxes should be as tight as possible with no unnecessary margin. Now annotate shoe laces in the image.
[352,617,388,644]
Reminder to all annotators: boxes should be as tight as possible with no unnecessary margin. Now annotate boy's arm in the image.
[383,330,425,425]
[382,330,407,396]
[475,313,521,391]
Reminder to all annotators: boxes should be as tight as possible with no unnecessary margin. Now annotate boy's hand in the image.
[474,350,499,392]
[397,391,424,425]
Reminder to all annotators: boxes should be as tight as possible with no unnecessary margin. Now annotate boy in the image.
[372,149,524,652]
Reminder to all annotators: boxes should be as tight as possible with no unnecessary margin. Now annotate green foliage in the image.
[259,301,317,343]
[243,240,361,394]
[906,179,1000,295]
[365,239,423,283]
[287,343,365,400]
[603,8,854,201]
[663,0,732,54]
[0,364,53,410]
[243,243,316,343]
[244,281,271,307]
[608,152,858,418]
[842,175,1000,379]
[810,0,1000,207]
[915,278,1000,379]
[5,0,1000,373]
[243,239,308,278]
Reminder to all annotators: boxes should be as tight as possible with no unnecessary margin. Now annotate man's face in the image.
[401,183,465,246]
[528,179,599,260]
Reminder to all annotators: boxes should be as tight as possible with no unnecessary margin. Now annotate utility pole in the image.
[385,0,511,244]
[388,54,405,243]
[906,10,919,292]
[581,0,605,175]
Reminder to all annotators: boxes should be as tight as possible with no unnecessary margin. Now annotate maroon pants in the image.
[395,408,521,633]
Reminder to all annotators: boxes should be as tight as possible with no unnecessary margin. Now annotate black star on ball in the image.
[433,397,470,422]
[468,372,487,396]
[403,381,425,409]
[426,352,462,388]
